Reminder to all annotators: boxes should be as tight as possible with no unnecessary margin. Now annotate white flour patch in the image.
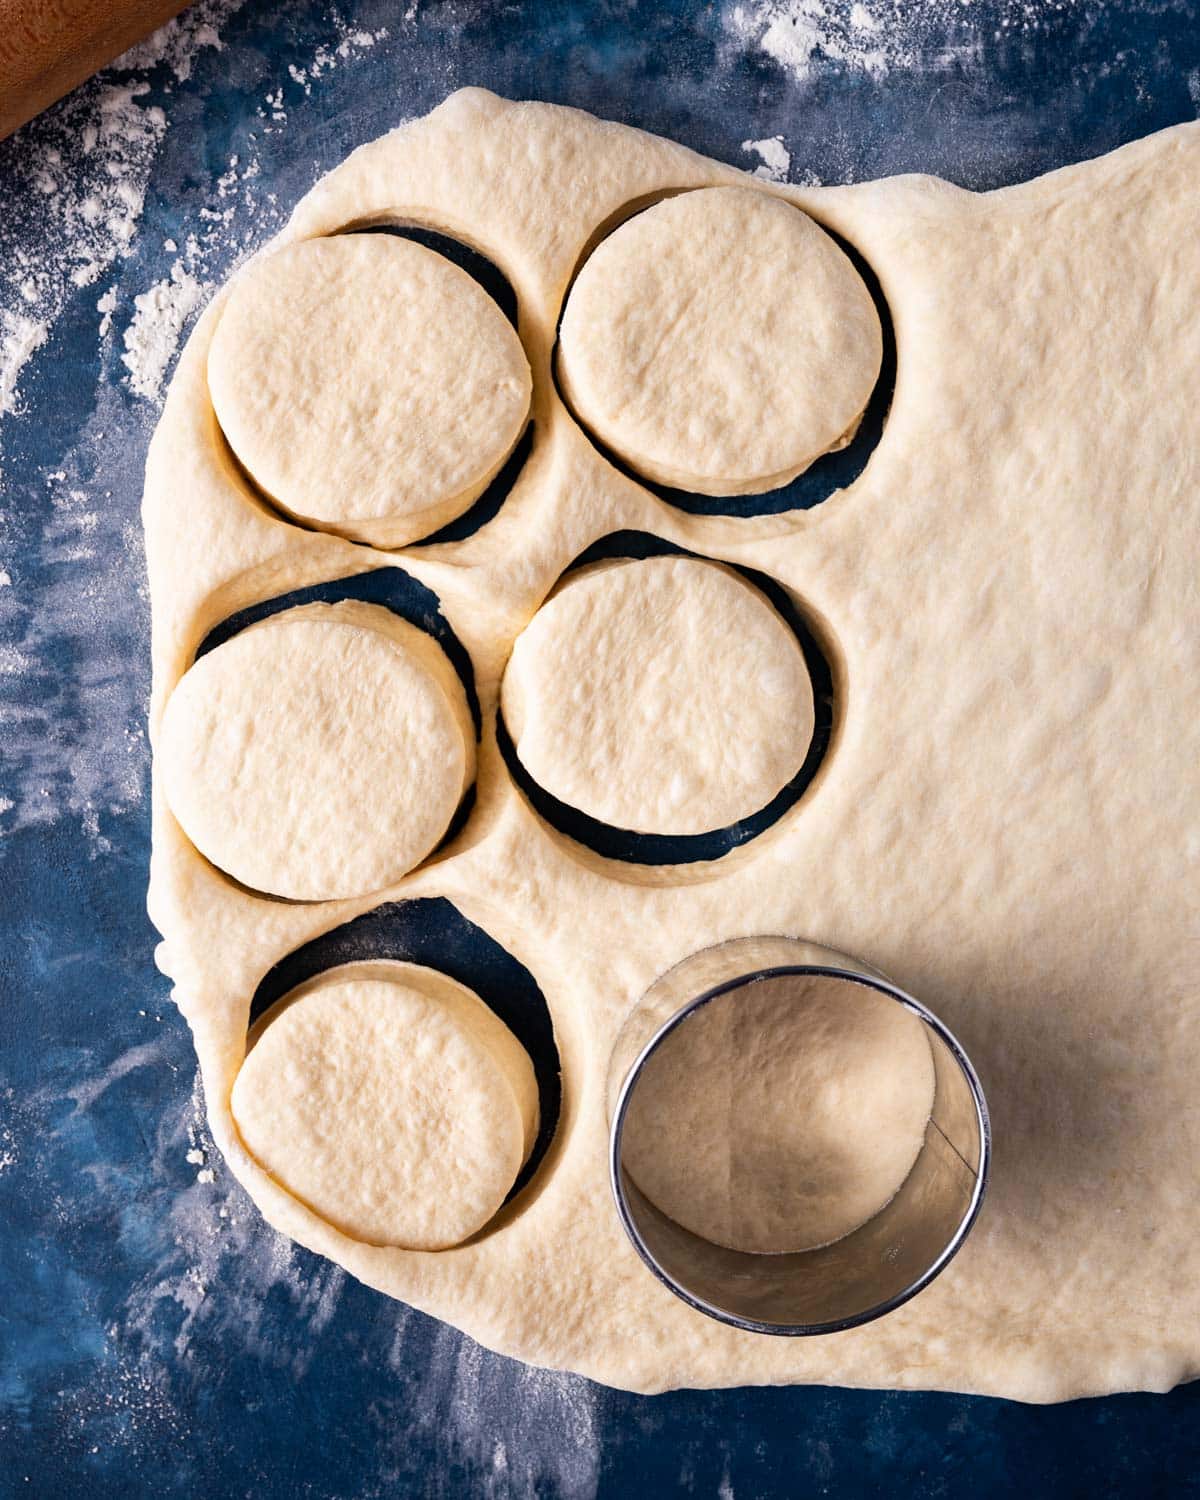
[0,1116,18,1174]
[122,263,207,400]
[112,0,238,82]
[0,0,244,474]
[1188,68,1200,113]
[724,0,985,84]
[0,386,150,846]
[389,1317,602,1499]
[742,134,792,180]
[283,21,390,95]
[0,311,48,418]
[97,286,118,339]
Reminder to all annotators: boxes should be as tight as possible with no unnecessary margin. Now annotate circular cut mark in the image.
[207,234,532,547]
[621,972,936,1255]
[160,601,475,901]
[501,555,814,837]
[557,186,882,497]
[232,960,539,1250]
[248,897,562,1204]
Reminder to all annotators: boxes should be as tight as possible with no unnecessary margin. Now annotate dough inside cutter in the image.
[621,972,936,1254]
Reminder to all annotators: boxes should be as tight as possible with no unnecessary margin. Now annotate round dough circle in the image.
[622,974,936,1254]
[232,961,540,1250]
[160,602,474,901]
[501,555,815,836]
[207,234,532,546]
[557,186,883,496]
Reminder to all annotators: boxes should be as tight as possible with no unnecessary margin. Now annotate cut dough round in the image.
[501,555,814,836]
[557,186,882,495]
[232,961,539,1249]
[621,974,936,1254]
[160,601,474,901]
[207,234,532,546]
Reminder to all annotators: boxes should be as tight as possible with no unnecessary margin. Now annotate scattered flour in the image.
[0,1117,17,1174]
[0,311,48,417]
[742,134,792,180]
[0,0,246,469]
[122,263,206,400]
[0,389,151,843]
[1188,68,1200,113]
[97,285,118,338]
[724,0,986,83]
[389,1319,603,1499]
[112,3,232,82]
[284,24,390,94]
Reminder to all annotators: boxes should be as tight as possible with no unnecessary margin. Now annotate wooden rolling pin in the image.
[0,0,191,140]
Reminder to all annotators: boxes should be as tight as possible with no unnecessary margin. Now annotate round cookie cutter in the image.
[607,936,990,1335]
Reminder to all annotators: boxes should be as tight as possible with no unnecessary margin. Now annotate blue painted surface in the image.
[1,2,1199,1494]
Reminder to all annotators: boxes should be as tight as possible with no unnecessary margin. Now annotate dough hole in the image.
[248,897,563,1211]
[556,189,894,518]
[207,232,532,548]
[163,599,476,902]
[499,536,836,864]
[233,960,540,1250]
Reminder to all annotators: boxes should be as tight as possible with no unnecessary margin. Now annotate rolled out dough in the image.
[159,601,474,901]
[232,961,539,1250]
[500,555,815,835]
[143,91,1200,1402]
[621,973,936,1254]
[557,186,882,494]
[207,234,532,546]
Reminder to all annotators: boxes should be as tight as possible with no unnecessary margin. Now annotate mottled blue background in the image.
[2,2,1199,1495]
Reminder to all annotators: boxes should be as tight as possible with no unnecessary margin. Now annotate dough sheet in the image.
[144,90,1200,1399]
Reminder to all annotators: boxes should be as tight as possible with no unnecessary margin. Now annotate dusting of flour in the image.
[122,264,207,400]
[0,2,242,453]
[742,135,792,180]
[723,0,1010,83]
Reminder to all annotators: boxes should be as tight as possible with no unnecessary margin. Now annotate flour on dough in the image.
[622,972,935,1254]
[207,234,531,546]
[159,601,474,901]
[501,555,814,835]
[557,186,881,495]
[232,961,539,1250]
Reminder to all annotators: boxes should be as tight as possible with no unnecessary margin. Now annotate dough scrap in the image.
[501,555,815,835]
[207,234,532,546]
[621,973,936,1254]
[232,961,539,1249]
[557,186,882,494]
[143,90,1200,1403]
[160,602,474,901]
